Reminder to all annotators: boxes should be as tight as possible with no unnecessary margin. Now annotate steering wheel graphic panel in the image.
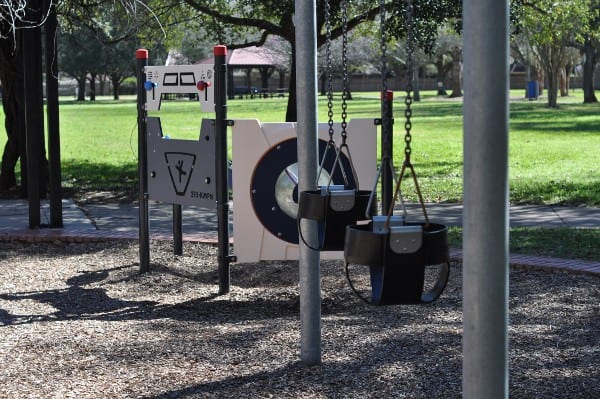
[250,138,355,244]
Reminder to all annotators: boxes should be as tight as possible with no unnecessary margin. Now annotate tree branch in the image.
[183,0,288,39]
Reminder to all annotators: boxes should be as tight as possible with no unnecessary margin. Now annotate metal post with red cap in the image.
[381,90,394,214]
[136,48,150,273]
[214,45,233,294]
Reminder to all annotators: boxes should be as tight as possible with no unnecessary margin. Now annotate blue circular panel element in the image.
[250,138,356,244]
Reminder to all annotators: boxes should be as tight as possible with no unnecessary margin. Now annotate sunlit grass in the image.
[1,90,599,205]
[1,90,598,259]
[448,226,600,261]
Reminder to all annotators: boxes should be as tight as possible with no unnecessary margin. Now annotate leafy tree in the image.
[386,0,462,97]
[387,0,462,53]
[0,0,168,191]
[103,37,138,99]
[0,1,48,191]
[59,26,105,101]
[178,25,212,63]
[180,0,471,118]
[58,0,182,99]
[575,0,600,103]
[511,29,545,94]
[518,0,592,107]
[182,0,383,121]
[429,26,462,96]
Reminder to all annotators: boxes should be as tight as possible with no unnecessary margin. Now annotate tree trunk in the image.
[0,38,23,191]
[112,80,121,100]
[259,66,273,92]
[537,67,545,95]
[582,38,598,103]
[88,72,97,101]
[435,57,450,96]
[436,80,447,96]
[412,69,420,101]
[565,62,572,95]
[77,76,86,101]
[319,73,326,96]
[285,44,297,122]
[546,68,559,108]
[559,67,568,97]
[448,46,462,98]
[278,68,285,89]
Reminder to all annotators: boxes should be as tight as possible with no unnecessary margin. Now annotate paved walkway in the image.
[0,199,598,275]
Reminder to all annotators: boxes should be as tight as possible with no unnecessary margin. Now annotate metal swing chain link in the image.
[400,0,429,226]
[325,0,335,143]
[340,0,349,145]
[403,0,415,165]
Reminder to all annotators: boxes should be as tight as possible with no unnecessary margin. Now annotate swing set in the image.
[135,0,449,306]
[298,0,450,305]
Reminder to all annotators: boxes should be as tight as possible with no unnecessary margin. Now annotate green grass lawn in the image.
[1,90,599,260]
[25,89,597,205]
[448,226,600,261]
[2,89,599,205]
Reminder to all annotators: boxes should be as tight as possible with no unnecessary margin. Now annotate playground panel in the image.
[144,65,215,112]
[231,118,377,262]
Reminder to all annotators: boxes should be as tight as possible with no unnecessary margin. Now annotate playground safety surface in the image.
[0,199,598,275]
[0,240,598,398]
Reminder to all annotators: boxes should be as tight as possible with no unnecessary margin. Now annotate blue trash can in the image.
[527,81,539,100]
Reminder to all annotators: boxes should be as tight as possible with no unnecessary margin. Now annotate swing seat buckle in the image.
[329,190,356,212]
[372,215,405,234]
[320,185,356,212]
[389,225,423,254]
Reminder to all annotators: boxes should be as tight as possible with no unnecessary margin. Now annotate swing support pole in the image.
[381,90,394,214]
[214,45,231,295]
[135,48,150,273]
[463,0,509,397]
[295,0,321,366]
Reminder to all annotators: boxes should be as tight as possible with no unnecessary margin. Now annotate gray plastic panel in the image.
[146,117,216,208]
[144,65,214,112]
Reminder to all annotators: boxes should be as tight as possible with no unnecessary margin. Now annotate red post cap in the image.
[196,80,211,91]
[214,45,227,56]
[136,49,148,59]
[381,90,393,101]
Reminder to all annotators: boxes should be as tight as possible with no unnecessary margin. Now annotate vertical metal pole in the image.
[295,0,321,365]
[462,1,509,398]
[214,45,231,295]
[381,90,394,213]
[173,204,183,255]
[136,49,150,273]
[22,0,44,228]
[45,0,63,227]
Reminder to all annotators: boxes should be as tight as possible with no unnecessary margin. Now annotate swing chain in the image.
[403,0,415,165]
[325,0,335,144]
[340,0,349,145]
[404,88,413,164]
[389,0,429,227]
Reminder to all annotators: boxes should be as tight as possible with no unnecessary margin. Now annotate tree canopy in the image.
[517,0,593,107]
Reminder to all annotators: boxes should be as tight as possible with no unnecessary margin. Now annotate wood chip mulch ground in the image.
[0,240,598,398]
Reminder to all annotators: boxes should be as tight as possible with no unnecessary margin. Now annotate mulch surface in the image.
[0,240,598,398]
